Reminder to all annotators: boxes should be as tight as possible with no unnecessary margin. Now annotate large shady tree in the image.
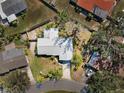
[86,11,124,72]
[87,71,124,93]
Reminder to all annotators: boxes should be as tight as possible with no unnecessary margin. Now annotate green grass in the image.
[30,57,43,79]
[46,90,77,93]
[112,0,124,16]
[55,0,97,28]
[55,0,86,23]
[5,0,56,36]
[29,56,62,82]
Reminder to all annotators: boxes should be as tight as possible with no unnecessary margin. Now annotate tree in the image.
[71,51,83,70]
[58,10,69,24]
[1,70,30,93]
[87,71,124,93]
[47,69,62,80]
[86,11,124,67]
[57,10,69,30]
[0,25,7,50]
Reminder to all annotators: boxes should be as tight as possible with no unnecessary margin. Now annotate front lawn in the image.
[29,55,62,82]
[112,0,124,16]
[4,0,56,36]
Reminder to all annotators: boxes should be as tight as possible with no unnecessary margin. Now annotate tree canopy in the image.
[0,70,30,93]
[86,11,124,73]
[87,71,124,93]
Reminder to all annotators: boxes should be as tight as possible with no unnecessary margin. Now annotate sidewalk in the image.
[26,57,36,85]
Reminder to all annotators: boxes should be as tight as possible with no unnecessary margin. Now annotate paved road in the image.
[27,79,84,93]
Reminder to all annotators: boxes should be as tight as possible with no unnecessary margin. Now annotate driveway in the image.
[62,62,71,80]
[27,79,84,93]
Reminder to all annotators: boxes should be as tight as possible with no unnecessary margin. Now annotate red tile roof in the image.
[77,0,116,13]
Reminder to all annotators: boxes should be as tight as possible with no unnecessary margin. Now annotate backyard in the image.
[55,0,100,30]
[4,0,56,36]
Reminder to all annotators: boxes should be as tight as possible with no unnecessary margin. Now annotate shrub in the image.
[47,69,62,80]
[71,51,83,69]
[36,75,44,83]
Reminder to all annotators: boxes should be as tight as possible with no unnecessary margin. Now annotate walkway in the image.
[27,79,84,93]
[28,30,37,55]
[62,62,71,80]
[26,56,36,85]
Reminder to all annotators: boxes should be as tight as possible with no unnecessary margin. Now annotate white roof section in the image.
[37,28,73,61]
[44,28,59,39]
[37,38,54,46]
[7,14,17,23]
[0,0,7,19]
[59,38,73,60]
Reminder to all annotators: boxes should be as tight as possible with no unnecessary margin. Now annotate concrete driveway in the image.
[62,62,71,80]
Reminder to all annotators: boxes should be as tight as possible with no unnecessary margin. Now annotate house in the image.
[70,0,118,21]
[0,48,28,75]
[0,0,27,24]
[37,28,73,61]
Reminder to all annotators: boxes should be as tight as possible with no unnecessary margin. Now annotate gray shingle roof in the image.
[0,48,28,75]
[1,0,27,16]
[93,6,108,19]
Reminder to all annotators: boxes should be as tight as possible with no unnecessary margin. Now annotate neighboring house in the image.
[0,48,28,75]
[37,28,73,61]
[70,0,118,21]
[0,0,27,24]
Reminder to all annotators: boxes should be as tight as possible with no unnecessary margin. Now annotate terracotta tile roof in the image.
[77,0,116,13]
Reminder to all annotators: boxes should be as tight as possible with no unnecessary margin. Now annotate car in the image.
[85,68,95,77]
